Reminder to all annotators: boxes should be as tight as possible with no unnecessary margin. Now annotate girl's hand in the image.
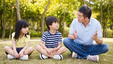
[14,51,19,58]
[19,51,24,57]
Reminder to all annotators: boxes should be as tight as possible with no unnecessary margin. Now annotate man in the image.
[63,6,109,62]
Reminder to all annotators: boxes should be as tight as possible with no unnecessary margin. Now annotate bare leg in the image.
[51,47,66,55]
[4,46,14,56]
[24,47,34,55]
[36,45,53,58]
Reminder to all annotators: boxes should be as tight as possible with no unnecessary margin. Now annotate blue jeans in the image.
[63,37,109,58]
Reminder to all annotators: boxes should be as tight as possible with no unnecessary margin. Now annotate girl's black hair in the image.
[14,19,29,40]
[79,6,92,19]
[45,16,58,30]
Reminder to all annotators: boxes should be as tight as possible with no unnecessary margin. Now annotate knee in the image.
[102,44,109,53]
[29,47,34,52]
[4,46,9,51]
[63,37,71,45]
[36,45,41,51]
[61,47,66,53]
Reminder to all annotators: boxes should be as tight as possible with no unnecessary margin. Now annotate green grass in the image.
[0,38,113,64]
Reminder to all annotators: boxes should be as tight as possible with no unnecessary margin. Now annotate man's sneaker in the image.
[20,55,29,60]
[72,52,77,58]
[87,55,99,62]
[53,55,63,60]
[40,54,48,60]
[7,54,15,59]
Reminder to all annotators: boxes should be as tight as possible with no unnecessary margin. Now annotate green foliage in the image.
[0,29,15,38]
[106,29,113,38]
[58,27,70,37]
[64,27,70,37]
[29,30,41,37]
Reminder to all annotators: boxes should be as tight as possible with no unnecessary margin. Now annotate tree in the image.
[16,0,21,20]
[2,0,5,39]
[41,0,50,36]
[9,4,14,39]
[100,0,103,25]
[82,0,85,6]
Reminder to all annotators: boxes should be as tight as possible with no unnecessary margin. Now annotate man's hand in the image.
[68,30,77,40]
[92,30,103,44]
[73,30,77,39]
[92,30,98,41]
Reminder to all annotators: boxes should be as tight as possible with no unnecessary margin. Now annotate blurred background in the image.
[0,0,113,39]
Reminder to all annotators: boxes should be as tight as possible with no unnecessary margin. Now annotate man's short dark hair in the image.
[45,16,58,30]
[79,6,92,19]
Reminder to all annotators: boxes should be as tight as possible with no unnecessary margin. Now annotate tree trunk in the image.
[0,20,2,30]
[100,0,102,25]
[105,2,110,37]
[9,5,14,39]
[103,22,105,37]
[2,0,5,39]
[41,0,50,36]
[62,10,66,37]
[88,0,91,7]
[82,0,85,6]
[16,0,21,20]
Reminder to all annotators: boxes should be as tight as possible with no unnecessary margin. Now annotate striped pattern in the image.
[41,31,62,48]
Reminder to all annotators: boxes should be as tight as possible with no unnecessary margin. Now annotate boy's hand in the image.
[46,49,51,54]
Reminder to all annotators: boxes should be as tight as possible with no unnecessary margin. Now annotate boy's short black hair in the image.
[45,16,58,30]
[79,6,92,19]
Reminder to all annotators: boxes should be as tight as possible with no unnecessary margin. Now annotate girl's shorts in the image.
[5,47,31,56]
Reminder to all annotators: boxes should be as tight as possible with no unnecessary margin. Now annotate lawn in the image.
[0,38,113,64]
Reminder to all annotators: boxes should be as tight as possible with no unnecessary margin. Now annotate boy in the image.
[36,16,66,60]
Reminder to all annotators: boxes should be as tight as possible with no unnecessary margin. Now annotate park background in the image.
[0,0,113,64]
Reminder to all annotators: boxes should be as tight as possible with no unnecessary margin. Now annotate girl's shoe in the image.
[7,54,15,59]
[20,55,29,60]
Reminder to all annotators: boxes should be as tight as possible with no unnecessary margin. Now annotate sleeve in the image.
[69,18,76,34]
[12,32,15,40]
[41,32,47,42]
[25,35,30,42]
[58,33,62,43]
[97,22,102,37]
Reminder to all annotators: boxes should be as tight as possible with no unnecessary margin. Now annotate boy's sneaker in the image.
[7,54,15,59]
[72,52,77,58]
[53,55,63,60]
[87,55,99,62]
[40,54,48,60]
[20,55,29,60]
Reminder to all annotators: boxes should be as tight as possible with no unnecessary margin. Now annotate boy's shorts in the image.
[5,47,31,56]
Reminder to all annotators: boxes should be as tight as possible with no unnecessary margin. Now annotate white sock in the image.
[20,55,29,60]
[7,54,15,59]
[40,54,48,59]
[53,55,63,60]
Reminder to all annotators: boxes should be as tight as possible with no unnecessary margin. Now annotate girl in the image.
[4,19,34,60]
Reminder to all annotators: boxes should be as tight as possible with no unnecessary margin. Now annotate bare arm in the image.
[53,42,61,51]
[39,41,48,51]
[12,39,19,58]
[68,34,75,40]
[19,41,29,57]
[12,40,17,52]
[92,30,103,44]
[95,37,103,44]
